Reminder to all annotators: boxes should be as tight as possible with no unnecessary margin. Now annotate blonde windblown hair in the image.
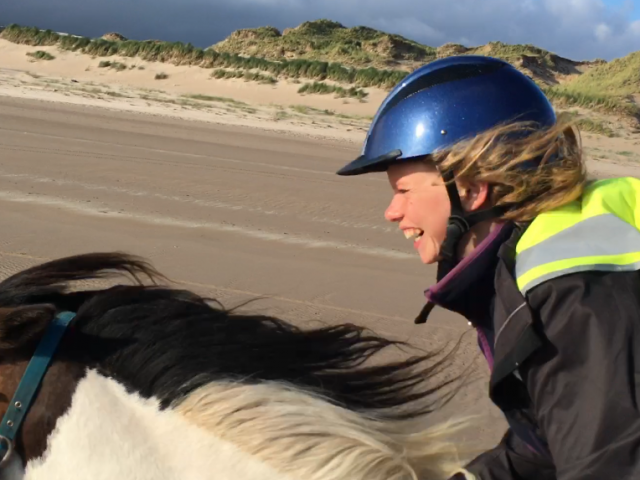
[432,115,588,222]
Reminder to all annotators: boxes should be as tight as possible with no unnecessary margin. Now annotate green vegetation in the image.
[154,72,168,80]
[575,118,616,138]
[211,68,277,84]
[178,94,258,113]
[211,20,577,83]
[290,104,334,115]
[98,60,127,71]
[0,23,406,89]
[558,52,640,98]
[542,85,639,117]
[3,25,91,50]
[298,81,368,99]
[272,110,289,121]
[289,104,372,121]
[26,50,55,60]
[468,41,560,67]
[558,110,618,137]
[203,55,406,89]
[182,94,248,106]
[536,51,640,119]
[212,19,436,68]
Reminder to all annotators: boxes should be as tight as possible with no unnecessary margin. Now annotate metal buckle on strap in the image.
[0,435,14,467]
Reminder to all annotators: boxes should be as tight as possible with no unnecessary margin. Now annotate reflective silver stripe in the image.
[519,261,640,294]
[516,213,640,294]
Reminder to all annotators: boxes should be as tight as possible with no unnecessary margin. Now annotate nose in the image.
[384,195,404,223]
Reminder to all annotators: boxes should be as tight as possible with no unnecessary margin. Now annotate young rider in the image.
[337,55,640,479]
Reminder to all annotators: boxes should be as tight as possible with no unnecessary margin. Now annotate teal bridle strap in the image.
[0,310,76,461]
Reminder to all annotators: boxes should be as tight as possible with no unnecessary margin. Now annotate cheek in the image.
[412,193,451,235]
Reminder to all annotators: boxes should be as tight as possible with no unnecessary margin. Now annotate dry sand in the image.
[0,37,639,453]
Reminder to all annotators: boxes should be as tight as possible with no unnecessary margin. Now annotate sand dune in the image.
[0,37,639,172]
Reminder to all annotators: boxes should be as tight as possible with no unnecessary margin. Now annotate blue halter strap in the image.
[0,310,76,462]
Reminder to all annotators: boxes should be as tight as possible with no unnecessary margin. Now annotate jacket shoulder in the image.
[514,177,640,295]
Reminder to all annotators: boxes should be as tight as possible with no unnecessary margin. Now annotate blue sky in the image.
[604,0,639,18]
[2,0,639,61]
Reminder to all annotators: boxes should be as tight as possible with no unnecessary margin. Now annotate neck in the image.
[457,220,500,260]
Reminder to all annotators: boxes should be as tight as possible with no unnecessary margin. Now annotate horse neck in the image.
[22,369,293,480]
[0,357,85,464]
[16,369,469,480]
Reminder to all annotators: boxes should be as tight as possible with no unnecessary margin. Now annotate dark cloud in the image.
[2,0,639,60]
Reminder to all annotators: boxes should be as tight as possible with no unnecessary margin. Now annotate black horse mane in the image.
[0,252,463,419]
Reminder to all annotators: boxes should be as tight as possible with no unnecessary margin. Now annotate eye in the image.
[398,188,409,194]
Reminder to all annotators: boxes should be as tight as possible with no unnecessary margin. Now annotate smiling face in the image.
[384,160,489,264]
[384,161,451,264]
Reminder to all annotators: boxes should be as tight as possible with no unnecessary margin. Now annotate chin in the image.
[418,252,439,265]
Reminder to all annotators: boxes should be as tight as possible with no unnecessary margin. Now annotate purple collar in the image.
[424,222,515,324]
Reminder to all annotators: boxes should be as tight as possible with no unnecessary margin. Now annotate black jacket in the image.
[427,221,640,480]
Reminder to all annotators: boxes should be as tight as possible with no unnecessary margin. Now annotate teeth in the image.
[403,229,423,240]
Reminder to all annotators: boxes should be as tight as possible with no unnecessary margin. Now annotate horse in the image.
[0,252,476,480]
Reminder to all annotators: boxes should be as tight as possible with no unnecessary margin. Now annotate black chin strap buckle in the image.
[439,215,470,262]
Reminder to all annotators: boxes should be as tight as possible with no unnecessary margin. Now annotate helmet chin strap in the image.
[437,170,507,277]
[414,170,507,324]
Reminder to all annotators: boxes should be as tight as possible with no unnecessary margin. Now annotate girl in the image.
[337,55,640,479]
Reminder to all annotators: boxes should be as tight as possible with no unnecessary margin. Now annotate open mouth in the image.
[403,228,424,242]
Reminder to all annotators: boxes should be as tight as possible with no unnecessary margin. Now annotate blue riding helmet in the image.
[336,55,556,176]
[336,56,557,323]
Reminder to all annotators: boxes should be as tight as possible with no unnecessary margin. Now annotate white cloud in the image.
[595,23,612,42]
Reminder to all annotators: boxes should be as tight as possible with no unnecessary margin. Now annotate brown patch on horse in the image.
[0,305,85,461]
[0,356,86,460]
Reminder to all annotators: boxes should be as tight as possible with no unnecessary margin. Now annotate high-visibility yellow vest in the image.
[515,177,640,295]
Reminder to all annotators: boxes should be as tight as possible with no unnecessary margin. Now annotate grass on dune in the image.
[297,81,368,99]
[26,50,55,60]
[0,23,407,89]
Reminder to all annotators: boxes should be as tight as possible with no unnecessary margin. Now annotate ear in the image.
[0,304,56,350]
[457,180,490,212]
